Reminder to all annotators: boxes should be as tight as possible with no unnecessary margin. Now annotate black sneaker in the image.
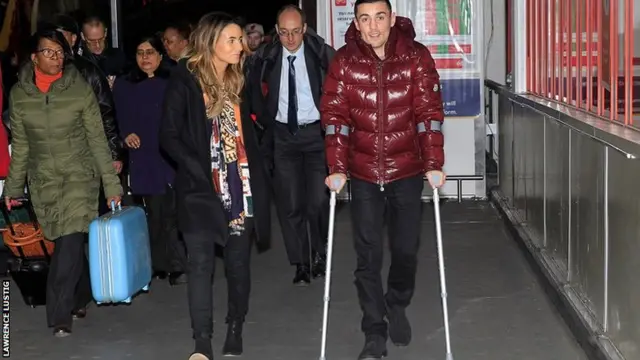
[169,272,188,286]
[387,306,411,346]
[311,252,326,278]
[293,265,311,286]
[358,334,387,359]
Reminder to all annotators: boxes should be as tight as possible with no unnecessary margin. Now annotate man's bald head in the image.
[276,5,306,53]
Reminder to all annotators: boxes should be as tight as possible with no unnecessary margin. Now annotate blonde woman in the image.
[160,12,271,360]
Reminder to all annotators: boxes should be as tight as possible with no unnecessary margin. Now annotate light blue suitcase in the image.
[88,202,152,304]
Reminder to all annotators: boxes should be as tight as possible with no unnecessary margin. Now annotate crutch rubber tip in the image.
[446,353,453,360]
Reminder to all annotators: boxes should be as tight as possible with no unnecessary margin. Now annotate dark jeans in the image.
[273,122,328,265]
[46,232,93,328]
[184,220,253,338]
[143,185,186,273]
[350,175,424,336]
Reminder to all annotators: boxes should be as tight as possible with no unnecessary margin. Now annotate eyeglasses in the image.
[85,36,106,47]
[277,28,304,38]
[37,48,65,59]
[136,49,158,57]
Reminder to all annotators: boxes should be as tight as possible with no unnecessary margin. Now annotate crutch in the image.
[319,190,337,360]
[432,175,454,360]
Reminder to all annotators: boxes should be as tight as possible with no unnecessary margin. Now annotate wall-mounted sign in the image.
[398,0,482,117]
[329,0,356,49]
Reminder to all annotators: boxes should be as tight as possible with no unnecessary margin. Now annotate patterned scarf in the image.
[210,97,253,235]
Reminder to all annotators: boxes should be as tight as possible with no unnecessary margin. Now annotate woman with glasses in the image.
[113,35,186,285]
[3,28,122,337]
[160,12,271,360]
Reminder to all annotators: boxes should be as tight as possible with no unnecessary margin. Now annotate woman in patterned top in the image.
[160,12,272,360]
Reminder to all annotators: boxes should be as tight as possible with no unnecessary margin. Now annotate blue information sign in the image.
[440,78,482,117]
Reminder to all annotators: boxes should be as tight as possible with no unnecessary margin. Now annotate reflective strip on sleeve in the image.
[325,125,350,136]
[417,120,442,133]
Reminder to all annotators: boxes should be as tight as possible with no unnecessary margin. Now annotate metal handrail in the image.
[484,80,639,159]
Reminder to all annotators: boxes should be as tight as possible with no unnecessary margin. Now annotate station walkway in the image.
[6,201,587,360]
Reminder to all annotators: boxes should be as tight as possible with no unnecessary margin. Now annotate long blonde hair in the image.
[184,12,248,118]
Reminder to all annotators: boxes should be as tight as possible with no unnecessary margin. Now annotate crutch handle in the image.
[430,173,442,187]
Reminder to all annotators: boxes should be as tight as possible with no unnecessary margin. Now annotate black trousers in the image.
[273,122,328,265]
[46,232,93,328]
[143,185,186,273]
[350,175,424,336]
[184,220,253,338]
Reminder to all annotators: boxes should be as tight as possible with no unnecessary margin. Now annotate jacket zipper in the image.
[377,62,384,192]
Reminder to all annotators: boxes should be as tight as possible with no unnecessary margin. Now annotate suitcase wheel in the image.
[142,284,149,292]
[124,297,132,304]
[28,262,47,272]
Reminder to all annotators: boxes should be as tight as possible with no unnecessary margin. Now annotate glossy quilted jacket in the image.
[320,17,444,186]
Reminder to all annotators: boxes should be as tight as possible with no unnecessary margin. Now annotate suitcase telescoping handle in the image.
[110,200,122,213]
[1,196,39,236]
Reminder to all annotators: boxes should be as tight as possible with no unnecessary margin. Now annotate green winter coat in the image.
[3,62,123,240]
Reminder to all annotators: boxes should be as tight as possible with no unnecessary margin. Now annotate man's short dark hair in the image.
[276,4,306,25]
[166,21,191,40]
[354,0,392,15]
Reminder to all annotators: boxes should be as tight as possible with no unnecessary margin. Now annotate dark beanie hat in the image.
[48,14,80,35]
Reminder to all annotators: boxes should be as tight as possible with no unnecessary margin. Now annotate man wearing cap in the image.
[245,23,265,51]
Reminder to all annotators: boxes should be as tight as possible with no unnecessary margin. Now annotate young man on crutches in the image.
[320,0,446,358]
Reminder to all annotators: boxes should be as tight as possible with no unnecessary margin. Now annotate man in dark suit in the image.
[247,5,335,286]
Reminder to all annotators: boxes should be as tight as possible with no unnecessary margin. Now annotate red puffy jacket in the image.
[320,17,444,186]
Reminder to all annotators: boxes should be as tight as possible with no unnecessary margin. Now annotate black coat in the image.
[73,54,123,161]
[160,59,271,248]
